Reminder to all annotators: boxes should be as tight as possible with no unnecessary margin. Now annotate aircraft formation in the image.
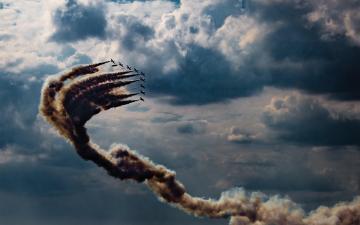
[110,58,146,102]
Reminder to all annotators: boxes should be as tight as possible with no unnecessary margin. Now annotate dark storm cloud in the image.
[118,15,155,51]
[251,0,360,102]
[262,94,360,146]
[252,1,360,101]
[149,44,265,105]
[50,0,107,43]
[140,0,360,104]
[250,1,360,102]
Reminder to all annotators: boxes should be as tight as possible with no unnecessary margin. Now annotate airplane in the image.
[140,84,145,89]
[140,97,144,102]
[140,90,145,95]
[126,65,132,70]
[118,62,124,67]
[79,61,110,74]
[90,60,110,67]
[104,99,138,110]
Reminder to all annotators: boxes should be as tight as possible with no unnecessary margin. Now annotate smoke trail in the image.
[39,62,360,225]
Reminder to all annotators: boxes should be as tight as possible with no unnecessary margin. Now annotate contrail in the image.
[39,62,360,225]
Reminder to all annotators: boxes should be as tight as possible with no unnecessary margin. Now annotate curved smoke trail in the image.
[39,62,360,225]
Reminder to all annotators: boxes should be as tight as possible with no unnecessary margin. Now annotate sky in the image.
[0,0,360,224]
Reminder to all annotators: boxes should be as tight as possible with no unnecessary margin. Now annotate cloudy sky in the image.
[0,0,360,224]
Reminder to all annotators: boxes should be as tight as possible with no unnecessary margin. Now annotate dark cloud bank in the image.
[128,0,360,104]
[262,94,360,146]
[50,0,107,42]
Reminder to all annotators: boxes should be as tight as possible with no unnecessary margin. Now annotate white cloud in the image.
[210,15,268,67]
[103,0,268,72]
[0,1,66,73]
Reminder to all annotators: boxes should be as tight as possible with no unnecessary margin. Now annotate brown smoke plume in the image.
[39,62,360,225]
